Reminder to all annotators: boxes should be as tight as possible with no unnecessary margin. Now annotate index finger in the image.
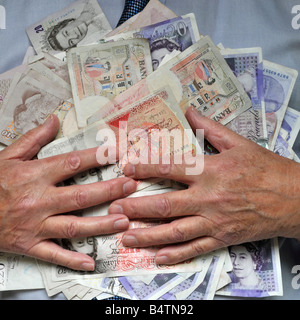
[186,107,249,152]
[38,147,101,185]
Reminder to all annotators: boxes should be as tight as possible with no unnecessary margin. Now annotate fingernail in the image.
[123,163,135,177]
[109,204,123,215]
[123,179,136,195]
[81,262,95,271]
[114,218,129,230]
[155,255,169,265]
[122,235,138,246]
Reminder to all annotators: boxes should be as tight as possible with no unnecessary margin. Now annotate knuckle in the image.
[14,193,36,213]
[217,224,242,246]
[10,227,36,255]
[191,240,206,256]
[125,200,141,217]
[65,153,81,172]
[10,233,27,253]
[38,220,48,238]
[73,188,88,209]
[170,223,186,242]
[47,249,60,265]
[155,196,171,218]
[227,225,242,244]
[65,220,79,239]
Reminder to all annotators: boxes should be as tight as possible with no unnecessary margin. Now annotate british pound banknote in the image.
[0,79,12,113]
[273,107,300,159]
[0,70,72,145]
[0,64,28,113]
[86,78,154,124]
[216,238,283,298]
[67,39,153,127]
[28,52,71,90]
[278,106,300,149]
[105,0,178,38]
[273,134,295,159]
[0,253,44,291]
[26,0,112,60]
[105,13,201,70]
[119,272,195,300]
[38,85,199,189]
[52,219,206,281]
[87,36,252,126]
[0,47,36,113]
[171,252,225,300]
[221,47,267,144]
[263,60,298,151]
[146,36,252,124]
[119,255,212,300]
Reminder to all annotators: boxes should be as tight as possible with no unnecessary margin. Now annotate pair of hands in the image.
[1,107,300,270]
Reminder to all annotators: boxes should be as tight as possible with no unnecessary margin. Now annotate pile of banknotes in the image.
[0,0,299,300]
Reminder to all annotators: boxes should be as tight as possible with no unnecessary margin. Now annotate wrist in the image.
[281,160,300,240]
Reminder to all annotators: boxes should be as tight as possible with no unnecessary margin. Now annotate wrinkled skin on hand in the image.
[108,107,300,265]
[0,115,136,271]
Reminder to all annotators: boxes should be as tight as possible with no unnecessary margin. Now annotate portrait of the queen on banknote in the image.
[46,2,101,52]
[13,92,62,135]
[217,239,282,298]
[61,237,99,261]
[26,0,112,57]
[150,38,181,71]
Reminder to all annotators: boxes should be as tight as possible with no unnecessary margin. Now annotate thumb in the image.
[186,107,248,152]
[1,115,60,161]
